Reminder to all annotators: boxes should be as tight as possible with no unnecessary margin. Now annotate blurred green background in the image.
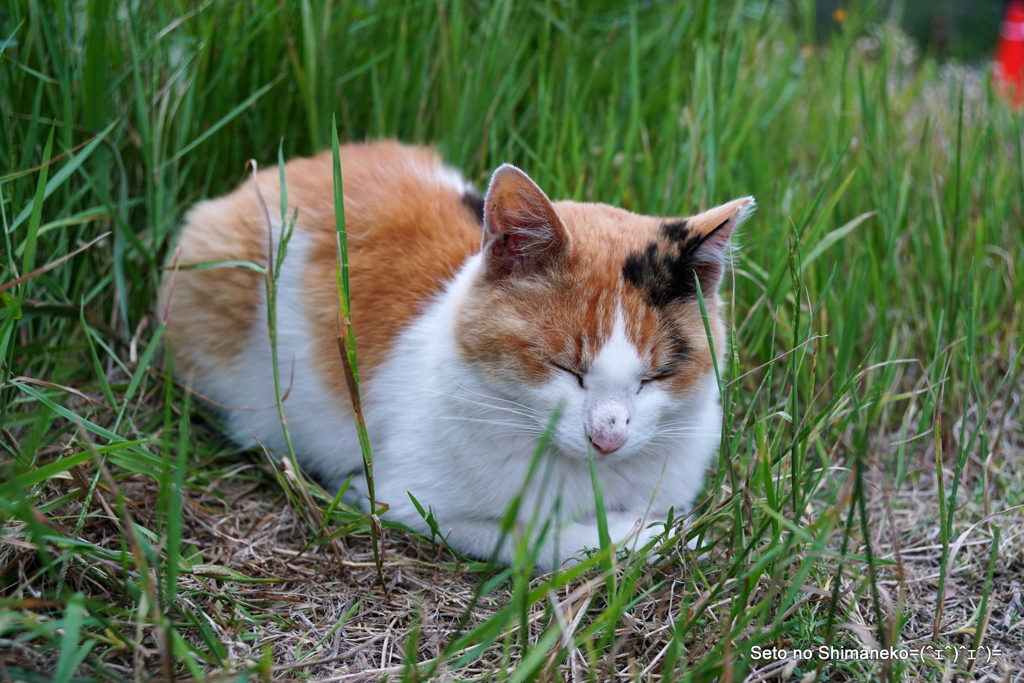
[817,0,1008,60]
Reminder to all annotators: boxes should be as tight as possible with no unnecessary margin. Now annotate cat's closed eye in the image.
[551,362,585,389]
[638,368,676,392]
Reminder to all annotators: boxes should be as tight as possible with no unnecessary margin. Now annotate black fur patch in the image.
[660,219,690,243]
[462,188,485,225]
[621,219,724,307]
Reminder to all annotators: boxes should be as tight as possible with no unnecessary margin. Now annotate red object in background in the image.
[995,0,1024,106]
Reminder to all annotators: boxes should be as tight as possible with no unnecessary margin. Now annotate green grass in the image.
[2,0,1023,680]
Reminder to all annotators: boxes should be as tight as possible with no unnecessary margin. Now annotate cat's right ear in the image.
[481,164,570,279]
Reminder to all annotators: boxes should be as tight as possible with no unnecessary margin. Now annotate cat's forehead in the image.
[552,199,718,348]
[552,200,663,263]
[550,200,721,309]
[552,201,692,305]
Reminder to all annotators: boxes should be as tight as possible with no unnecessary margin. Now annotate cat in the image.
[159,141,754,571]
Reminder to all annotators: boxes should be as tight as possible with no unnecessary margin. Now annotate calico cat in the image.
[160,141,753,571]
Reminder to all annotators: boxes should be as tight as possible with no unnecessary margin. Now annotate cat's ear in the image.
[481,164,570,279]
[683,196,755,293]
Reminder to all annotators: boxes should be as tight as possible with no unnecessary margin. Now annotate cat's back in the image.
[161,141,484,406]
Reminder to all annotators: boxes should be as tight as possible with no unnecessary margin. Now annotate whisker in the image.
[651,429,719,437]
[436,416,544,430]
[451,381,547,418]
[375,382,544,420]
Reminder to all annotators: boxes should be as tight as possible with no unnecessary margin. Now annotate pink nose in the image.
[590,432,627,454]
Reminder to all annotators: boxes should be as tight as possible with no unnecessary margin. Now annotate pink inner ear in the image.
[482,164,570,279]
[698,219,734,261]
[503,232,526,272]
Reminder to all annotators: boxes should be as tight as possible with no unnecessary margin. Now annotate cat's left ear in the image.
[683,196,755,293]
[481,164,571,279]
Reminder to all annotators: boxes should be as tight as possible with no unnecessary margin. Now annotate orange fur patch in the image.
[162,142,483,394]
[160,194,266,376]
